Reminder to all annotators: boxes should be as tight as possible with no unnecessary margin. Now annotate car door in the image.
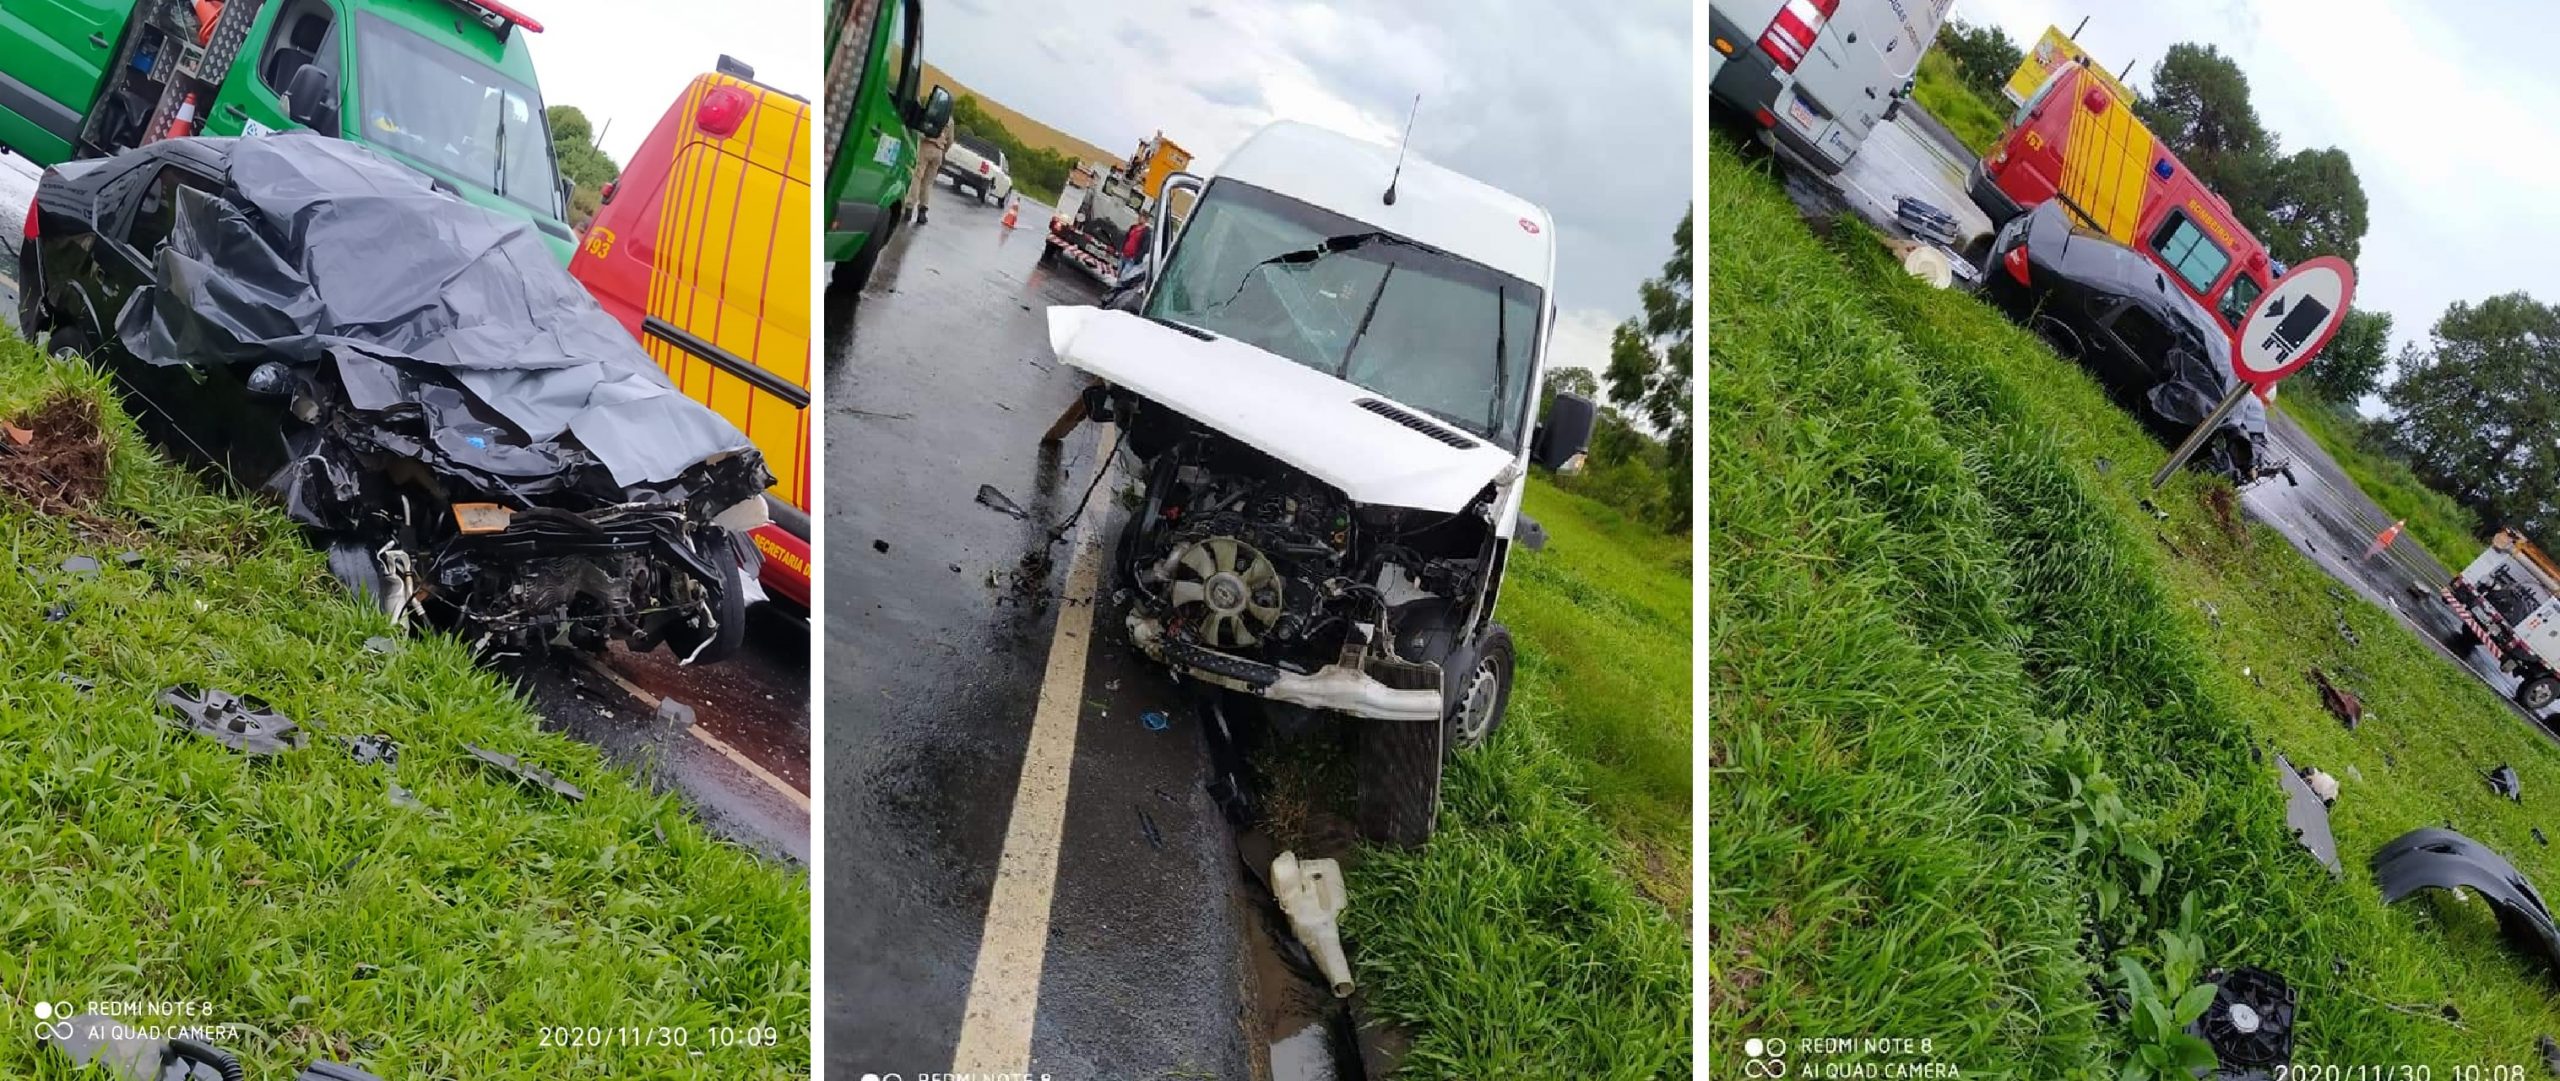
[108,161,294,483]
[0,0,127,160]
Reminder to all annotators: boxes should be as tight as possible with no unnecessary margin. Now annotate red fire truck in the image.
[1969,59,2277,338]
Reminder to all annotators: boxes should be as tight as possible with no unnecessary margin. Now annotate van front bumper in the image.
[1127,613,1443,721]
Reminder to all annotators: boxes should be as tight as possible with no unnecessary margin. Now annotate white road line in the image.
[574,654,811,811]
[950,457,1112,1073]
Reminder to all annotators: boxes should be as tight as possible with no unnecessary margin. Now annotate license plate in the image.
[1786,95,1819,131]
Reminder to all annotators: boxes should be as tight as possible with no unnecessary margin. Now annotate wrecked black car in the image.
[1977,201,2293,485]
[17,134,770,662]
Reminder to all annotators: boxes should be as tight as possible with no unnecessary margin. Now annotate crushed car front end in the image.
[22,134,771,662]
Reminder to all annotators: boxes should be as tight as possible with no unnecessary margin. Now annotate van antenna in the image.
[1384,94,1420,206]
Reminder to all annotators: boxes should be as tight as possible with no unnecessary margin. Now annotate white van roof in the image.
[1213,121,1556,292]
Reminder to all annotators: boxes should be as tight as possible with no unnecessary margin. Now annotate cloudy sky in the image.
[523,0,820,164]
[1953,0,2560,410]
[924,0,1695,375]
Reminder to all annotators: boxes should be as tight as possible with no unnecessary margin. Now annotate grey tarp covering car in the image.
[21,134,769,661]
[1978,201,2284,483]
[119,134,758,494]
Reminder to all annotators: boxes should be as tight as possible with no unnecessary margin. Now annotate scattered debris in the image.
[44,601,72,622]
[362,636,400,655]
[116,549,143,568]
[2490,765,2524,801]
[1135,805,1164,850]
[2276,754,2341,875]
[342,734,399,767]
[949,562,963,573]
[2094,455,2113,476]
[2309,668,2364,729]
[1272,851,1355,997]
[158,685,306,755]
[2372,827,2560,978]
[387,783,426,811]
[656,698,698,728]
[2199,598,2222,630]
[58,554,99,576]
[1142,710,1170,732]
[2335,611,2363,647]
[2186,966,2296,1070]
[873,539,891,554]
[974,484,1031,520]
[55,672,94,695]
[2539,828,2551,848]
[2541,1033,2560,1076]
[460,744,586,803]
[2140,499,2170,521]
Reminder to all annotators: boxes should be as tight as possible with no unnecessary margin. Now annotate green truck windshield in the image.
[354,13,558,214]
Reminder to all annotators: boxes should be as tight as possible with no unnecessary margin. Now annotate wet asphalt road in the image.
[0,151,814,861]
[824,182,1261,1078]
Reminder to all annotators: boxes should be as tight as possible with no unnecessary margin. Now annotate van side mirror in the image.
[1532,392,1596,471]
[915,86,953,139]
[284,65,339,134]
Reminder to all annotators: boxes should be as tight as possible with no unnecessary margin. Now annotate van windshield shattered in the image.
[354,13,561,216]
[1145,179,1543,451]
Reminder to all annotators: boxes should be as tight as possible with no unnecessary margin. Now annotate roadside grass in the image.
[1912,50,2006,156]
[0,336,809,1078]
[1712,134,2560,1071]
[2279,390,2481,561]
[1334,478,1692,1080]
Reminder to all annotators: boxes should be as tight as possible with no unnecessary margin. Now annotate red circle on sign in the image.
[1519,218,1540,235]
[2231,254,2356,392]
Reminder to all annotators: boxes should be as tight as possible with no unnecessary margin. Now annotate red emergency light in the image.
[440,0,544,35]
[695,86,751,137]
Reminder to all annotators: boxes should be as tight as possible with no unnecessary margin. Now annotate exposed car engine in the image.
[1114,415,1496,697]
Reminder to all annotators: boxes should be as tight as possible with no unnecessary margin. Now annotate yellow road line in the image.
[950,444,1113,1072]
[575,653,810,811]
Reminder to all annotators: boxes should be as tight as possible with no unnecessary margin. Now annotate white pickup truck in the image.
[1045,120,1595,845]
[941,132,1012,205]
[2444,530,2560,710]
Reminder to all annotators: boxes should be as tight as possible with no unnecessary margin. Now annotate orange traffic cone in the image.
[2363,519,2406,560]
[1001,197,1018,230]
[165,94,199,140]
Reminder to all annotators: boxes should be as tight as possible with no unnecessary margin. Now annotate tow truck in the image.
[2443,529,2560,710]
[1041,130,1190,287]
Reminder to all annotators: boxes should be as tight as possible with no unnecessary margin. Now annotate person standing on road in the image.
[909,124,953,225]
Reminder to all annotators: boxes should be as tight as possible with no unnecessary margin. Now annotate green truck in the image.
[822,0,948,294]
[0,0,577,261]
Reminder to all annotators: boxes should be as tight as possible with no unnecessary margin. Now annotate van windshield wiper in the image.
[491,99,508,196]
[1488,283,1509,436]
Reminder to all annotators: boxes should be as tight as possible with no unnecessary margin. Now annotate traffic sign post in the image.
[2151,256,2358,488]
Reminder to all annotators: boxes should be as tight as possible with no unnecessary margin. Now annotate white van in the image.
[1708,0,1955,172]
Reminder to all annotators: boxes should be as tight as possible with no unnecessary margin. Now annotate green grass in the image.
[2279,390,2482,562]
[0,336,808,1078]
[1331,478,1692,1079]
[1912,50,2007,156]
[1711,134,2560,1072]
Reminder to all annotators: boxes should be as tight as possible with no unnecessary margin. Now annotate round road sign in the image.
[2232,255,2356,390]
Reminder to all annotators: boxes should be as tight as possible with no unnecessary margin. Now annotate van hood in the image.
[1047,307,1519,513]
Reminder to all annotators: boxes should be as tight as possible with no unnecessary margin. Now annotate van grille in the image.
[1353,399,1476,449]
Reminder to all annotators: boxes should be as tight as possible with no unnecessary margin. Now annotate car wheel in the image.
[2522,677,2560,711]
[663,539,748,664]
[1445,624,1516,753]
[2031,315,2083,360]
[1358,714,1443,848]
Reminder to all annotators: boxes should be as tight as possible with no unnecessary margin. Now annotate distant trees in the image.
[1596,207,1694,530]
[2382,293,2560,537]
[951,94,1075,204]
[1541,365,1598,415]
[1933,19,2023,101]
[2297,309,2392,405]
[546,105,620,228]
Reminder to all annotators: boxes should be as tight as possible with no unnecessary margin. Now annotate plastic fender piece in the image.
[2371,827,2560,977]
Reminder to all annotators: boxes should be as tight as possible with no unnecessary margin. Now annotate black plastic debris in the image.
[2491,765,2525,801]
[2184,966,2296,1069]
[2276,754,2341,875]
[343,734,399,767]
[975,484,1030,520]
[2372,827,2560,980]
[2336,612,2363,647]
[873,539,891,553]
[461,743,586,802]
[44,601,72,622]
[1135,805,1164,850]
[2141,499,2170,521]
[58,554,99,576]
[2539,828,2551,847]
[2540,1033,2560,1076]
[1893,195,1960,246]
[116,550,143,568]
[158,685,305,754]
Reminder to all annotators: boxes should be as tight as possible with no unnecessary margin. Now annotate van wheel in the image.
[1446,624,1516,752]
[2520,676,2559,712]
[840,214,895,298]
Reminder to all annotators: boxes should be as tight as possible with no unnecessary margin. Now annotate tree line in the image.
[1542,208,1692,534]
